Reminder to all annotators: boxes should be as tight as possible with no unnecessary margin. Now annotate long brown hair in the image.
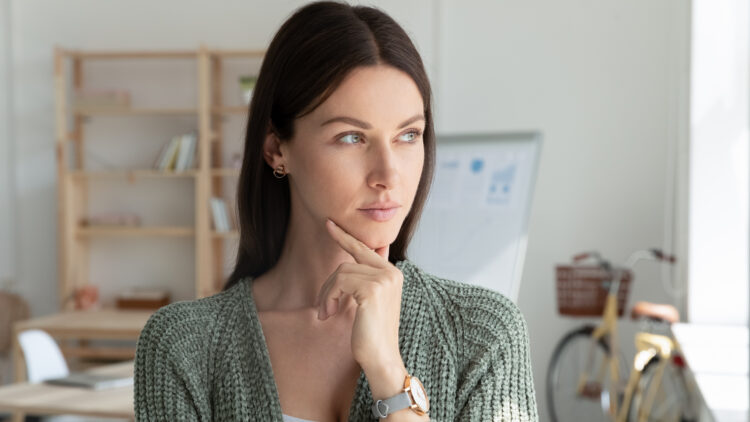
[222,0,436,291]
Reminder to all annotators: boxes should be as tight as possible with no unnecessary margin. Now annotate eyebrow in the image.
[320,113,425,130]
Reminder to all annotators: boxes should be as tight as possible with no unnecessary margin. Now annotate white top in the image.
[282,413,318,422]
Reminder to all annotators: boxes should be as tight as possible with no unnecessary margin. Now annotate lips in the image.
[359,200,401,210]
[359,207,399,222]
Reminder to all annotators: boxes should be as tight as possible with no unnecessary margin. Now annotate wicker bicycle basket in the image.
[555,264,633,317]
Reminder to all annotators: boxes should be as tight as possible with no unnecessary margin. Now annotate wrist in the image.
[364,359,409,401]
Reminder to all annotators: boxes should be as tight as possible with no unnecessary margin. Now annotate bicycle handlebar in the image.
[650,248,677,263]
[572,251,612,272]
[570,248,676,296]
[614,248,676,296]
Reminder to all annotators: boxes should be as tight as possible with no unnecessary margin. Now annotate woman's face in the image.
[271,64,425,251]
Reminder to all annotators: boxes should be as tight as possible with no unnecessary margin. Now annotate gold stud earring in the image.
[273,164,287,179]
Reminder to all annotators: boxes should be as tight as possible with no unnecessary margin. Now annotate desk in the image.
[11,308,154,383]
[0,359,134,422]
[672,323,748,422]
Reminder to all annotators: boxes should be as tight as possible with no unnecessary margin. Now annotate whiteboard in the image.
[407,131,543,303]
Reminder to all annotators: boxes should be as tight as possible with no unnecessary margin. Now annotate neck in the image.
[254,210,358,312]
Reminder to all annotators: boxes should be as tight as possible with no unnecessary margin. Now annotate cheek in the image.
[303,156,362,205]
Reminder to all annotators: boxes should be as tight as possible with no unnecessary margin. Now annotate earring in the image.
[273,164,287,179]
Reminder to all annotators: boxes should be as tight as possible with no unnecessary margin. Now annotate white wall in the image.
[5,1,691,420]
[0,0,17,387]
[0,0,15,288]
[436,2,690,419]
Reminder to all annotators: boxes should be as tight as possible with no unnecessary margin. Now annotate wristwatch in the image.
[371,373,430,419]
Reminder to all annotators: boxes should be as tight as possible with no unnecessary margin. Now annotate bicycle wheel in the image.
[627,355,698,422]
[547,325,626,422]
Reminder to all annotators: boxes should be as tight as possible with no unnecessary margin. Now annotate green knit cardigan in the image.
[134,258,539,421]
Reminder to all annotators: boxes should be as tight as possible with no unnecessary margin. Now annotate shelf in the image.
[68,169,239,178]
[209,49,265,58]
[71,105,249,118]
[211,168,240,177]
[212,106,248,115]
[77,226,195,237]
[70,169,199,179]
[64,132,216,142]
[61,48,265,60]
[212,230,239,239]
[55,46,254,311]
[70,105,251,118]
[64,49,198,59]
[73,107,198,116]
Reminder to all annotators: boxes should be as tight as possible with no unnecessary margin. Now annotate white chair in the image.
[17,329,69,384]
[17,329,129,422]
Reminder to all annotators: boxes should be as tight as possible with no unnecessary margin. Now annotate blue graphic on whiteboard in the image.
[471,158,484,173]
[487,163,516,205]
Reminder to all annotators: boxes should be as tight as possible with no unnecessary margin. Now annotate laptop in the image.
[44,372,134,390]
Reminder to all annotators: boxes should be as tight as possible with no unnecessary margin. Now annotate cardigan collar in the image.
[235,258,424,421]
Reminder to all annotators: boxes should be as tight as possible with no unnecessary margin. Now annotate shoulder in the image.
[133,284,249,420]
[136,279,248,358]
[400,259,531,360]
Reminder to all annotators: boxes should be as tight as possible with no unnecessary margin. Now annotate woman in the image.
[134,1,538,421]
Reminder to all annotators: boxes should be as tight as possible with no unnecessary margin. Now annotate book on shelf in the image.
[176,132,197,171]
[153,132,197,172]
[209,197,233,232]
[183,134,196,169]
[154,136,179,170]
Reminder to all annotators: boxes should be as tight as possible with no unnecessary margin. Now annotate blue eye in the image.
[336,129,423,145]
[339,133,363,144]
[400,129,422,143]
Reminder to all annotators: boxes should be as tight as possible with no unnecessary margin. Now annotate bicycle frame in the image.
[631,332,674,421]
[583,285,622,419]
[631,329,698,422]
[575,250,667,421]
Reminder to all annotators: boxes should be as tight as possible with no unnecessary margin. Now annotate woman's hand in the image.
[315,218,404,372]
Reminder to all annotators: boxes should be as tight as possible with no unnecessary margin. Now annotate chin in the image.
[355,224,401,250]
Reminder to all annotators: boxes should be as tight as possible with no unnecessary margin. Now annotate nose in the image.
[366,139,399,190]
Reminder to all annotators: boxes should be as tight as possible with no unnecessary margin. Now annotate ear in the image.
[262,125,287,170]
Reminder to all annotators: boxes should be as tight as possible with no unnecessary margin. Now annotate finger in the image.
[326,219,387,268]
[315,266,340,309]
[317,273,375,320]
[315,263,378,308]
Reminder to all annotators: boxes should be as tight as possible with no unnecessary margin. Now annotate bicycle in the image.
[546,248,701,422]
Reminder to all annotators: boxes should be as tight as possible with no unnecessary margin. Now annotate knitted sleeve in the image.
[134,303,212,421]
[453,288,539,422]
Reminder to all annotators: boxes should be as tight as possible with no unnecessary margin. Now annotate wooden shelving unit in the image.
[54,45,262,311]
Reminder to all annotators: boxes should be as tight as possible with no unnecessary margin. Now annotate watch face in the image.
[410,376,430,411]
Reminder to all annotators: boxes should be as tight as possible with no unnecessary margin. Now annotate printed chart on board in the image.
[408,132,542,303]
